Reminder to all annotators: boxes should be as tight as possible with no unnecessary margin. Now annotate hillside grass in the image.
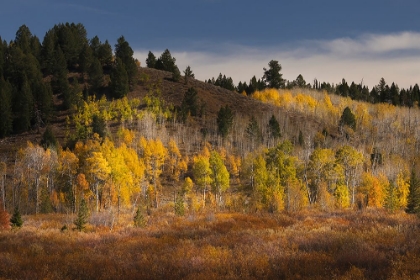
[0,209,419,279]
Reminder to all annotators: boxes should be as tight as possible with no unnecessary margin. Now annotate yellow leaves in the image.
[118,128,135,146]
[86,151,111,182]
[182,177,194,194]
[396,172,409,208]
[359,172,388,208]
[139,137,167,187]
[354,103,372,129]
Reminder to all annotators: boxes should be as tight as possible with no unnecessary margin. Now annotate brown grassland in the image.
[1,208,420,280]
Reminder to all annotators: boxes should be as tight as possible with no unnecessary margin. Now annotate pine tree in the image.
[114,36,137,85]
[110,58,129,99]
[246,116,261,144]
[146,51,156,68]
[217,105,234,138]
[88,57,104,93]
[263,60,284,89]
[79,43,93,74]
[298,130,304,146]
[406,170,420,214]
[0,78,13,137]
[13,77,33,132]
[268,114,281,139]
[74,199,89,231]
[180,87,199,121]
[40,126,58,149]
[339,107,356,131]
[10,207,23,228]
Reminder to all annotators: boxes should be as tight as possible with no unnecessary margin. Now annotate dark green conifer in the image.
[74,199,89,231]
[10,207,23,228]
[110,58,129,99]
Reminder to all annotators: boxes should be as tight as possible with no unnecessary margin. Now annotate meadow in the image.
[1,208,419,279]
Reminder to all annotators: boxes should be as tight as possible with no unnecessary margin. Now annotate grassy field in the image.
[1,209,420,279]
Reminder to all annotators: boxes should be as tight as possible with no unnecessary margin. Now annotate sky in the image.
[1,0,420,88]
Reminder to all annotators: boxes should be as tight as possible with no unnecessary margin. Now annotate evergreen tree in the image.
[30,35,42,61]
[217,105,234,138]
[110,58,129,99]
[180,87,199,122]
[14,25,32,55]
[32,80,54,125]
[10,207,23,228]
[0,78,13,137]
[40,126,58,149]
[92,114,107,138]
[377,77,387,102]
[336,79,350,97]
[97,40,113,69]
[40,30,57,75]
[339,106,356,131]
[298,130,304,146]
[172,66,181,82]
[268,114,281,139]
[0,37,4,76]
[146,51,157,68]
[263,60,284,89]
[88,57,104,93]
[156,49,174,71]
[114,36,137,85]
[13,77,33,133]
[183,65,194,79]
[79,43,93,74]
[294,74,306,88]
[74,199,89,231]
[406,170,420,214]
[246,116,261,143]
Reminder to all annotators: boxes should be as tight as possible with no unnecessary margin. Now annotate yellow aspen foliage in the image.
[359,172,388,208]
[86,151,111,211]
[182,177,194,194]
[139,137,167,208]
[334,184,350,208]
[355,103,372,130]
[76,173,91,200]
[317,182,335,210]
[209,151,230,205]
[218,147,227,162]
[321,93,340,119]
[192,155,212,207]
[227,154,241,183]
[101,139,134,208]
[120,144,145,188]
[117,127,135,146]
[397,172,410,208]
[287,181,309,212]
[201,141,212,158]
[140,137,167,186]
[279,91,294,108]
[167,138,183,184]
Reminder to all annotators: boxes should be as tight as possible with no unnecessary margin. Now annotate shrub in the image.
[134,206,146,228]
[0,207,10,230]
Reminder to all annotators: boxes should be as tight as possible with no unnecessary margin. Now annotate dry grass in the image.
[0,208,419,279]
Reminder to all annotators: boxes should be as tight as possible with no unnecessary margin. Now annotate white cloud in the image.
[134,32,420,89]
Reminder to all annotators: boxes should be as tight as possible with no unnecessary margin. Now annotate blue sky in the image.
[1,0,420,88]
